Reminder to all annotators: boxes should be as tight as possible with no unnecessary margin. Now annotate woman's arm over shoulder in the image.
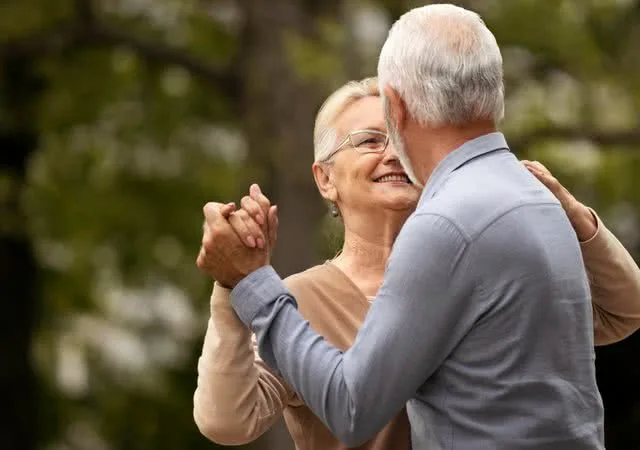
[521,160,640,345]
[580,210,640,345]
[193,283,297,445]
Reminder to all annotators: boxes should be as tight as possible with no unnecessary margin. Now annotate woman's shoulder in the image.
[283,263,369,337]
[284,262,335,289]
[283,262,356,298]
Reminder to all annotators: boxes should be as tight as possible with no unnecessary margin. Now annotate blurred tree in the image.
[0,54,43,450]
[0,1,639,450]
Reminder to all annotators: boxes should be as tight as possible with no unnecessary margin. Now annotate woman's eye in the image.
[357,138,381,147]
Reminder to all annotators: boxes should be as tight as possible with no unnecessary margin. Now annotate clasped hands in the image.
[196,184,278,288]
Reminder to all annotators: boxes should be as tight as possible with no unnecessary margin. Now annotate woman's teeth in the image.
[376,175,409,183]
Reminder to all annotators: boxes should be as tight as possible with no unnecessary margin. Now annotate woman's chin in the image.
[375,195,419,212]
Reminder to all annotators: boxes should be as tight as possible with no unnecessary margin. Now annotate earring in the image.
[330,204,340,217]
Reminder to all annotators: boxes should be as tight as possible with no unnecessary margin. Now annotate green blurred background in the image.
[1,0,639,449]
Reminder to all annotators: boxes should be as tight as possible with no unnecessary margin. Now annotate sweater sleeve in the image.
[580,210,640,345]
[193,283,299,445]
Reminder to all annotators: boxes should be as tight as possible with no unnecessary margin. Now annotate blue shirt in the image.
[230,132,605,449]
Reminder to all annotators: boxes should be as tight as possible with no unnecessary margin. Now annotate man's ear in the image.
[383,84,407,131]
[312,163,338,203]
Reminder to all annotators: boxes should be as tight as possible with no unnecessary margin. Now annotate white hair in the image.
[377,3,504,127]
[313,77,379,163]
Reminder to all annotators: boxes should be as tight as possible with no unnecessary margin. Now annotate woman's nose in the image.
[381,144,399,162]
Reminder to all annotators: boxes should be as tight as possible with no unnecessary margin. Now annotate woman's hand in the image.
[522,160,597,242]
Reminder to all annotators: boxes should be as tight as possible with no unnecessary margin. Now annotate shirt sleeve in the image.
[579,210,640,345]
[193,283,297,445]
[230,213,477,447]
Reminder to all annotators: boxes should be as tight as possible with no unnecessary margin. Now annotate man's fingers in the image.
[267,205,278,249]
[220,202,237,218]
[249,184,271,216]
[229,210,265,248]
[196,246,207,271]
[203,201,223,218]
[240,195,265,225]
[202,203,236,250]
[203,202,236,222]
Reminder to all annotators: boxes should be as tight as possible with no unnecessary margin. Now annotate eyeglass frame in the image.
[324,129,390,162]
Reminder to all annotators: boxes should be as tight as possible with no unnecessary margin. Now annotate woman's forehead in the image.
[335,96,386,135]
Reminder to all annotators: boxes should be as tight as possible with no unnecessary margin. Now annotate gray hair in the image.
[313,77,379,163]
[377,4,504,127]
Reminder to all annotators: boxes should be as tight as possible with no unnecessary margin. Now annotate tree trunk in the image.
[238,0,342,278]
[0,56,41,450]
[236,0,342,448]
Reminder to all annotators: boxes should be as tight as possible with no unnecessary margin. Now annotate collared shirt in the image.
[230,132,605,449]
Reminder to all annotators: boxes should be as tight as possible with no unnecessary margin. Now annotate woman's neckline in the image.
[324,261,375,305]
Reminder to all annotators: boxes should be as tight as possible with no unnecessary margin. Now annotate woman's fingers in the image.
[241,195,265,225]
[249,184,271,216]
[523,161,582,220]
[228,209,266,248]
[522,160,549,174]
[523,161,561,193]
[267,205,278,249]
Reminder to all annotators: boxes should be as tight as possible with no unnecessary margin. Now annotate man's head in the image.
[377,4,504,184]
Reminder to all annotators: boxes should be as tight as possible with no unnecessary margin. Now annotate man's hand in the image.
[522,160,598,241]
[195,202,270,289]
[196,184,278,288]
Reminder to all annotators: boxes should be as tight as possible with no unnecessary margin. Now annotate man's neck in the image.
[407,120,497,185]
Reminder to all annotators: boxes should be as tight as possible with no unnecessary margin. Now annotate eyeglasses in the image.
[326,129,390,161]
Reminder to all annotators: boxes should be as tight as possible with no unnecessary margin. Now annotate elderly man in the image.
[199,4,609,450]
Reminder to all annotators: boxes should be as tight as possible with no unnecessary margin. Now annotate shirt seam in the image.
[469,200,561,243]
[411,212,473,243]
[416,200,562,247]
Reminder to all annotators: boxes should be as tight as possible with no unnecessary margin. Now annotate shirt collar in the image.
[418,132,509,205]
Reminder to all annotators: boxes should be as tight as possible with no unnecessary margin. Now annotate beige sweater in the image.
[193,214,640,449]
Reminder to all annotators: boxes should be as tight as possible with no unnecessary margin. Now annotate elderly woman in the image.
[193,77,640,450]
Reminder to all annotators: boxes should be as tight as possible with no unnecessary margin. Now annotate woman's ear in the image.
[312,162,338,203]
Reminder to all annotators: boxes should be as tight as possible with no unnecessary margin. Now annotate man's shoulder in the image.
[417,171,560,242]
[414,187,508,242]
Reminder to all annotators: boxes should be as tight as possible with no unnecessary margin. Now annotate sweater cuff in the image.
[578,208,601,245]
[230,266,291,326]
